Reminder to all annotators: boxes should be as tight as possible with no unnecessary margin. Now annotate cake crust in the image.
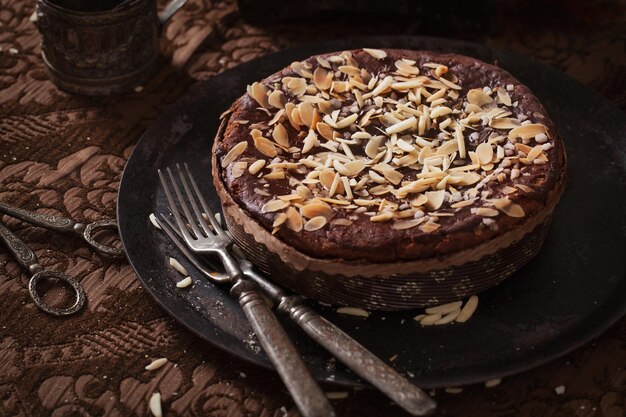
[212,49,566,263]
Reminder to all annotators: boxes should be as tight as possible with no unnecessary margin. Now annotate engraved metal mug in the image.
[36,0,187,95]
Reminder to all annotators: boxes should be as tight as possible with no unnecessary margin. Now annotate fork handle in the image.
[278,297,437,416]
[231,280,335,417]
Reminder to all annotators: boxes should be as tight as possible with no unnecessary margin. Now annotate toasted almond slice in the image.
[424,190,445,211]
[456,295,479,322]
[425,301,463,315]
[261,199,290,213]
[385,116,417,135]
[338,65,361,76]
[490,117,521,130]
[476,142,494,165]
[285,206,303,231]
[287,77,307,96]
[298,102,314,128]
[335,113,359,129]
[268,89,285,109]
[526,145,543,161]
[316,122,335,141]
[434,64,448,77]
[248,160,266,175]
[420,221,441,233]
[273,212,287,228]
[410,194,429,207]
[467,88,493,106]
[176,277,192,288]
[508,123,547,140]
[253,136,277,157]
[394,60,419,75]
[149,393,162,417]
[430,106,452,119]
[392,217,426,230]
[476,207,499,217]
[313,67,333,90]
[302,129,318,154]
[420,313,442,326]
[363,48,387,59]
[434,309,461,325]
[145,358,168,371]
[365,135,385,158]
[232,161,247,178]
[221,141,248,168]
[301,203,334,219]
[247,82,269,108]
[370,212,394,222]
[498,202,525,217]
[343,160,366,177]
[304,215,327,231]
[382,165,404,185]
[169,257,188,276]
[337,306,370,318]
[272,123,289,148]
[497,89,512,106]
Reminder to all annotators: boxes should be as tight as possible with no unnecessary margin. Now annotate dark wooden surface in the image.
[0,1,624,416]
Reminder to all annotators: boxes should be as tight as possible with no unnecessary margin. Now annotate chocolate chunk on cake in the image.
[212,48,566,310]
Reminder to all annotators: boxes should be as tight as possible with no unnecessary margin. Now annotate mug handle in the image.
[158,0,188,27]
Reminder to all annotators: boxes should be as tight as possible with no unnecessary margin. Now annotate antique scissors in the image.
[0,221,86,316]
[0,201,124,257]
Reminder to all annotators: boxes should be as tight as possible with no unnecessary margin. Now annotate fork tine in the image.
[158,169,196,244]
[183,163,226,235]
[165,167,205,239]
[176,164,214,237]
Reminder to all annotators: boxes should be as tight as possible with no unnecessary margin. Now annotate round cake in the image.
[212,48,566,310]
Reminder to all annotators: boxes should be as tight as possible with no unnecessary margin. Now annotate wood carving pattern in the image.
[0,0,624,416]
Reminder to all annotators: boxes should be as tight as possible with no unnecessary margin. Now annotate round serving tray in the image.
[117,36,626,388]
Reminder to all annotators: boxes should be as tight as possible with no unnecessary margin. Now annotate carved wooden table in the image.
[1,1,624,416]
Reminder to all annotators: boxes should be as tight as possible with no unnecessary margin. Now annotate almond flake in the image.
[272,123,289,148]
[304,216,327,231]
[302,129,318,153]
[313,67,333,90]
[420,221,441,233]
[247,82,269,108]
[337,306,370,317]
[476,207,499,217]
[273,212,287,227]
[467,88,493,106]
[253,135,277,157]
[232,161,247,178]
[335,113,359,129]
[385,116,416,135]
[392,217,426,230]
[370,212,394,222]
[268,90,285,109]
[301,203,334,219]
[476,143,494,165]
[509,123,547,140]
[221,141,248,168]
[285,206,303,231]
[456,295,479,322]
[362,48,387,59]
[424,190,445,211]
[261,199,290,213]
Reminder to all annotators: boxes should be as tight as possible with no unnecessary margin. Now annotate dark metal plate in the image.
[117,36,626,388]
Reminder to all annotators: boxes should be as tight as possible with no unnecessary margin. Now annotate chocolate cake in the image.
[212,48,566,310]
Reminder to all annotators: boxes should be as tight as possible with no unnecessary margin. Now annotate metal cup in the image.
[36,0,186,95]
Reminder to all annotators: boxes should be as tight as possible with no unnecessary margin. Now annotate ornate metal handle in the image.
[0,201,75,233]
[279,298,437,416]
[231,280,335,417]
[83,220,125,258]
[0,221,41,272]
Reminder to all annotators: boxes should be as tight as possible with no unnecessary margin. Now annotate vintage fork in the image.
[158,164,335,417]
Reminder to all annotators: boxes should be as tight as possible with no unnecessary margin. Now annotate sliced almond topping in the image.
[335,113,359,129]
[456,295,479,322]
[285,206,303,231]
[490,117,521,130]
[316,122,336,141]
[302,129,318,154]
[392,217,426,230]
[508,123,547,140]
[268,90,285,109]
[304,216,327,231]
[526,145,543,161]
[381,165,404,185]
[424,190,446,211]
[313,67,333,90]
[273,212,287,227]
[301,203,334,219]
[497,89,512,106]
[362,48,387,59]
[232,161,247,178]
[476,207,499,217]
[467,88,493,106]
[272,123,289,148]
[385,116,417,135]
[261,199,290,213]
[420,221,441,233]
[337,306,370,317]
[370,212,394,222]
[247,82,269,108]
[254,136,277,157]
[221,141,248,167]
[476,142,494,165]
[365,136,385,158]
